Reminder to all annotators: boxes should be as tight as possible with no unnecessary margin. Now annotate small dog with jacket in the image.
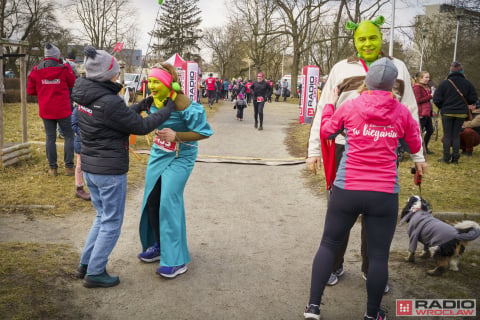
[400,196,480,276]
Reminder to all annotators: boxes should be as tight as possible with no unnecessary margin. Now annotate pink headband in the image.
[148,68,173,89]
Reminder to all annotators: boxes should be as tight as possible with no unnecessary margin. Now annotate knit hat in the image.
[83,45,120,82]
[238,93,244,99]
[44,43,61,59]
[365,58,398,91]
[450,61,463,73]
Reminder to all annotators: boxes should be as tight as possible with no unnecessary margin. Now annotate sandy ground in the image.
[1,99,478,320]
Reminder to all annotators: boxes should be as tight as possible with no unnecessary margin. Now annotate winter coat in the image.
[27,58,76,119]
[71,77,173,175]
[433,72,478,116]
[321,90,421,193]
[412,84,432,117]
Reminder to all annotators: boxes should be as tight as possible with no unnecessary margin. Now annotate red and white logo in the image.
[397,300,413,316]
[396,299,476,317]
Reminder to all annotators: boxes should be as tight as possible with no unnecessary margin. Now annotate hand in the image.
[141,96,153,108]
[164,98,176,111]
[327,87,339,105]
[414,161,427,176]
[155,128,176,142]
[306,156,322,174]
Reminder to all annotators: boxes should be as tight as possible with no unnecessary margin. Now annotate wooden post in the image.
[20,45,28,143]
[0,42,4,150]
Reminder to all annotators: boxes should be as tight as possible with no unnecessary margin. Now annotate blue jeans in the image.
[42,117,74,168]
[80,172,127,275]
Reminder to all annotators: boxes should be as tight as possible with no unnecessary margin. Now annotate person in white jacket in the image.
[303,16,428,320]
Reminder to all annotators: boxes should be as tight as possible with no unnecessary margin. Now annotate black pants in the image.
[253,101,265,126]
[441,114,465,161]
[207,90,216,105]
[146,177,162,243]
[309,187,398,317]
[420,116,434,149]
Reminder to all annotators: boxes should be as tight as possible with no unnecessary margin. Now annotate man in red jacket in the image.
[27,43,77,176]
[205,73,216,108]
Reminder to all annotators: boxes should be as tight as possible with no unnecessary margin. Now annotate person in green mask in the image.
[304,17,428,320]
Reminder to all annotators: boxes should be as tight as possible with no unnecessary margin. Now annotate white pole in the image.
[389,0,396,57]
[420,35,425,71]
[453,18,460,62]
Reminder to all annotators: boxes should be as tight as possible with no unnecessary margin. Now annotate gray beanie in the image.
[365,58,398,91]
[45,43,61,60]
[83,45,120,82]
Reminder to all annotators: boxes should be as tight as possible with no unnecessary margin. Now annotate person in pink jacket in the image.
[304,58,422,320]
[413,71,434,154]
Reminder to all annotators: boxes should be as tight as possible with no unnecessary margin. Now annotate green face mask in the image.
[354,22,383,62]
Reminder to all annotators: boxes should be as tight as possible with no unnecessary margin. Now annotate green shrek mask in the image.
[346,16,385,64]
[147,67,181,108]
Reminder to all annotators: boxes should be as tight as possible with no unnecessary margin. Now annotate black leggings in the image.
[308,186,398,317]
[146,177,162,244]
[420,116,434,148]
[253,101,265,125]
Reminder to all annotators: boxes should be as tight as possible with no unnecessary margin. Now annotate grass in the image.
[0,243,85,319]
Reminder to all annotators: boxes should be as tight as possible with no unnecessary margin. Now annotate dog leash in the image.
[411,167,422,197]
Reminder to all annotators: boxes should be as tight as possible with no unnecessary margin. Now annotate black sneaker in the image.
[75,263,87,279]
[364,308,387,320]
[304,304,320,320]
[84,271,120,288]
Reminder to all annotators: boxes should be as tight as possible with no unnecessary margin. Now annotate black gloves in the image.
[163,98,176,111]
[140,96,153,109]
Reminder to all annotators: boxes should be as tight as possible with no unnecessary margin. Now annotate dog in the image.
[400,196,480,276]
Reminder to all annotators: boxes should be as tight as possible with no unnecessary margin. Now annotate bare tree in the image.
[201,25,247,79]
[72,0,135,50]
[414,4,480,89]
[274,0,329,96]
[1,0,68,72]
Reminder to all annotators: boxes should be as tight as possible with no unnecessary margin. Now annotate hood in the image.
[35,64,69,80]
[356,90,400,127]
[71,77,122,106]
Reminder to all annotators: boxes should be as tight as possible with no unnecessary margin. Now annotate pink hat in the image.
[238,93,244,99]
[257,72,264,78]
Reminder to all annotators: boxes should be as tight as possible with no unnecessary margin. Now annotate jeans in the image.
[441,115,465,161]
[80,172,127,275]
[42,117,74,169]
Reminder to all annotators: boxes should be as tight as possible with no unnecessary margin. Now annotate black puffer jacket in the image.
[250,80,272,100]
[71,77,173,175]
[433,72,478,115]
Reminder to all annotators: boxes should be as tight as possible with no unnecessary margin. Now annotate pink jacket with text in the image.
[321,90,421,193]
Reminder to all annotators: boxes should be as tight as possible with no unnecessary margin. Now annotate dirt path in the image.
[1,100,478,320]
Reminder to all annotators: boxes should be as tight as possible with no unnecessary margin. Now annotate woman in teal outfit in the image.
[138,63,213,278]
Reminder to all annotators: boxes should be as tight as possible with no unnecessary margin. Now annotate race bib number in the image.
[257,97,264,102]
[153,136,176,152]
